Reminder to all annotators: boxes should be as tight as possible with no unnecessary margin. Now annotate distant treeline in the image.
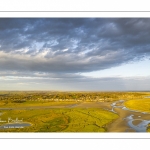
[0,91,149,102]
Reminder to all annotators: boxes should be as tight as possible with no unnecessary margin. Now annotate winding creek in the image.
[0,100,150,132]
[65,100,150,132]
[107,100,150,132]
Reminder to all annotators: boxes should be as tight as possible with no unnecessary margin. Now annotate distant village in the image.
[0,91,147,103]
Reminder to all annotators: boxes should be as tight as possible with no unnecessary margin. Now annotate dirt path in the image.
[0,102,84,110]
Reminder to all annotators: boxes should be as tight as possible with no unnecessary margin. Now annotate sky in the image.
[0,18,150,91]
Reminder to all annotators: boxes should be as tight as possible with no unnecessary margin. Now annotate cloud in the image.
[0,18,150,74]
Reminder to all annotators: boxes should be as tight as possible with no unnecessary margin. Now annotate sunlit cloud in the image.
[0,18,150,90]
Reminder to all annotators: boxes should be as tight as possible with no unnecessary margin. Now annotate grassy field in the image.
[0,91,150,132]
[124,98,150,132]
[0,108,118,132]
[124,98,150,113]
[147,126,150,132]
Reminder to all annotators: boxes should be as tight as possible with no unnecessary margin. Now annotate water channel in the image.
[108,100,150,132]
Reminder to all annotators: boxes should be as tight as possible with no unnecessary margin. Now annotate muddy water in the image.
[69,101,150,132]
[106,100,150,132]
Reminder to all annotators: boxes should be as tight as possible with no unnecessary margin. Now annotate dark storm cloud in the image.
[0,18,150,75]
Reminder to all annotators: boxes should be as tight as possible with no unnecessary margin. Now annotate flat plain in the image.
[0,91,150,132]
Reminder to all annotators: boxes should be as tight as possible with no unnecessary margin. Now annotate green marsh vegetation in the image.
[0,108,118,132]
[124,97,150,132]
[124,98,150,113]
[0,91,150,132]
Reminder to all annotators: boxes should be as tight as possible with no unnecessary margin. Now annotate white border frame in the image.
[0,7,150,139]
